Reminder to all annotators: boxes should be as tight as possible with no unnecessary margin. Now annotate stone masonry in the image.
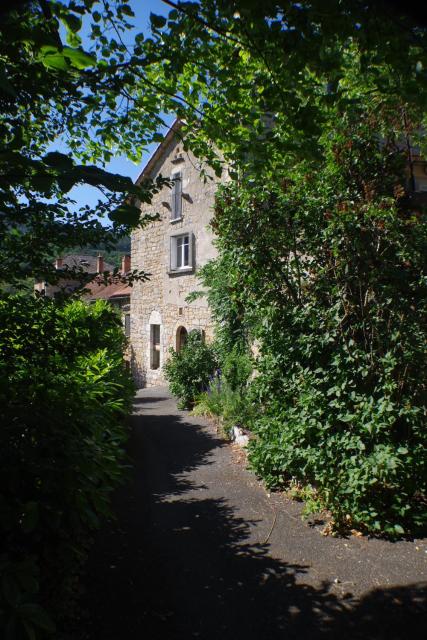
[130,124,221,387]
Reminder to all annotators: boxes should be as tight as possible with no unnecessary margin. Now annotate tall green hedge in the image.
[198,108,427,537]
[0,296,134,638]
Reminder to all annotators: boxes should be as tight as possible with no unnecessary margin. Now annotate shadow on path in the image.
[79,396,426,639]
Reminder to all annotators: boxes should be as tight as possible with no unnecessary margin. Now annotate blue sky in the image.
[67,0,173,216]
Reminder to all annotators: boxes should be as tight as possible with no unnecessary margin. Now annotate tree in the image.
[0,0,171,286]
[143,0,427,169]
[146,0,427,535]
[3,1,427,286]
[0,4,175,635]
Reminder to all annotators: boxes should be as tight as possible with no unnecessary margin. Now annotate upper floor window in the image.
[170,233,193,271]
[171,171,182,220]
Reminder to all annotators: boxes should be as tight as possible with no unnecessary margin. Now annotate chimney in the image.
[55,257,63,269]
[97,254,104,273]
[121,254,131,273]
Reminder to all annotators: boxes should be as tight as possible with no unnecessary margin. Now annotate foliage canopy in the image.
[0,0,172,285]
[158,0,427,535]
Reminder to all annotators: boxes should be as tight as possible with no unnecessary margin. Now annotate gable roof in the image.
[82,277,132,301]
[135,118,183,184]
[57,254,115,274]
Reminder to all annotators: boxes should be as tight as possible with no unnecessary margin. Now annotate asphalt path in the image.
[80,387,427,639]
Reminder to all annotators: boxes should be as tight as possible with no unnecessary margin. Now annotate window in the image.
[170,233,193,271]
[171,171,182,220]
[414,175,427,192]
[176,326,188,352]
[124,313,130,338]
[150,324,160,369]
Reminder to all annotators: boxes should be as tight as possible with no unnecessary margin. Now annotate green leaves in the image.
[64,47,96,69]
[61,13,83,47]
[39,45,96,70]
[43,152,74,171]
[150,13,167,30]
[120,4,135,17]
[62,13,82,34]
[0,297,134,636]
[0,69,17,97]
[109,204,141,226]
[164,331,218,408]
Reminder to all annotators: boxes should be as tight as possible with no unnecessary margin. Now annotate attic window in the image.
[171,148,185,164]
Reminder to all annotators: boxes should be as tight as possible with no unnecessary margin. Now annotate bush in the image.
[194,347,255,436]
[163,330,217,408]
[221,346,253,391]
[0,295,134,638]
[193,377,224,419]
[248,317,427,536]
[195,380,256,437]
[201,107,427,537]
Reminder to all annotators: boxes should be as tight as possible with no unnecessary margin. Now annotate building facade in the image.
[130,123,220,387]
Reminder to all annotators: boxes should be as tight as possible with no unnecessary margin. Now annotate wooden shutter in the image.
[170,235,177,270]
[171,172,182,219]
[124,314,130,337]
[188,232,194,268]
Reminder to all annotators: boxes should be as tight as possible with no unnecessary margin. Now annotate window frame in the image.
[169,232,193,272]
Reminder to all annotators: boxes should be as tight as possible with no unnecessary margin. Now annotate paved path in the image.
[82,387,426,639]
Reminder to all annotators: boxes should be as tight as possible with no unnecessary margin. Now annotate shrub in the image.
[163,330,217,408]
[193,377,224,419]
[0,295,134,638]
[196,385,256,438]
[221,346,253,391]
[248,320,427,536]
[194,349,256,437]
[200,107,427,536]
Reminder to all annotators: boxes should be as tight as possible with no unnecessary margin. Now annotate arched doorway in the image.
[176,326,188,352]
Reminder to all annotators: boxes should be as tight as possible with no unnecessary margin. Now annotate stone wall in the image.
[131,135,220,387]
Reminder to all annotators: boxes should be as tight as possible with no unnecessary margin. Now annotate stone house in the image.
[130,120,427,389]
[130,121,221,387]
